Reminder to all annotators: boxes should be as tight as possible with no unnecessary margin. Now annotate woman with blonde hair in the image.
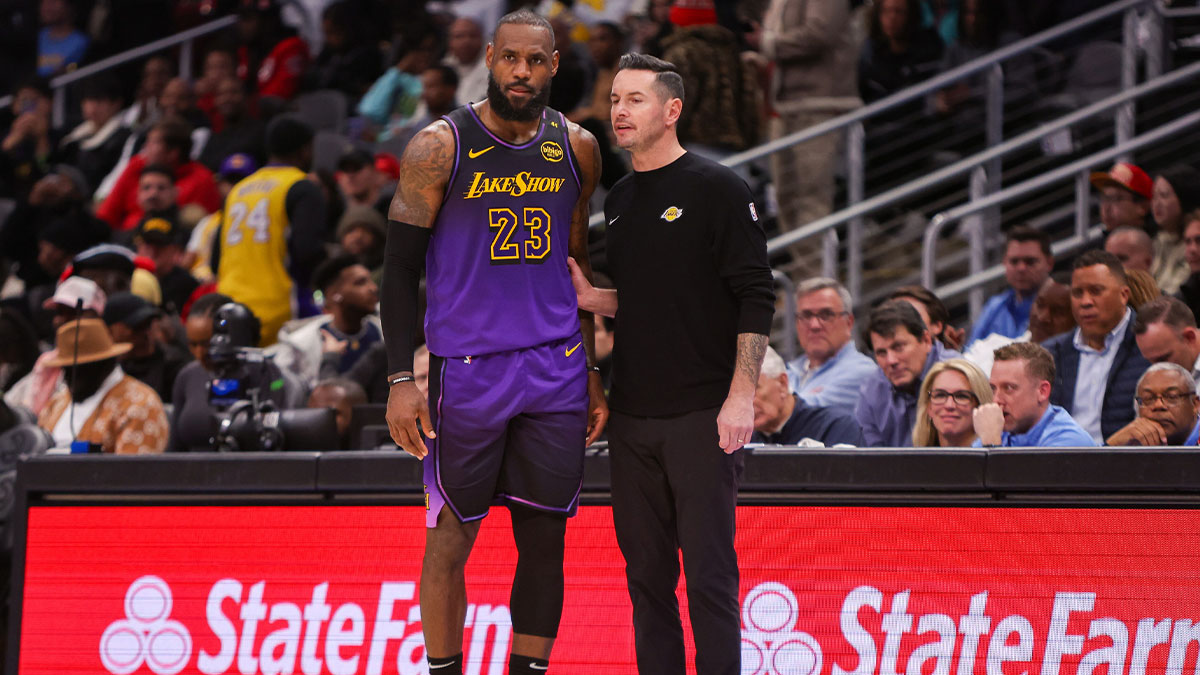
[913,358,993,447]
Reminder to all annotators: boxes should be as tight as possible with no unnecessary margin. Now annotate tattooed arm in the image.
[716,333,769,454]
[388,120,455,229]
[382,121,454,459]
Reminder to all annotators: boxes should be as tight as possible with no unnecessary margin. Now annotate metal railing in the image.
[0,15,238,128]
[589,0,1157,303]
[921,109,1200,307]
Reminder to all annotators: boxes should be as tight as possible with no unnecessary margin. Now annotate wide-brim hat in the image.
[44,318,131,368]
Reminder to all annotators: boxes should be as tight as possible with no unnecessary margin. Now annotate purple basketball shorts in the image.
[423,332,589,528]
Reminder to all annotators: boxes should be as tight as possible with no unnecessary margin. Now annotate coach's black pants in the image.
[608,408,742,675]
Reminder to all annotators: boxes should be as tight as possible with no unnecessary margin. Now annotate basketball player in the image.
[382,10,607,675]
[216,116,326,346]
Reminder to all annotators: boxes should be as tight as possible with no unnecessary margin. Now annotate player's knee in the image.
[509,506,567,638]
[424,517,479,570]
[511,506,566,561]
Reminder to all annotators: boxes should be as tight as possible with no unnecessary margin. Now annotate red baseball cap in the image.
[374,152,401,181]
[1090,162,1152,200]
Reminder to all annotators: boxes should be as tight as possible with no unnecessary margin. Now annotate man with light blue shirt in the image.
[856,300,961,447]
[967,226,1053,347]
[1042,250,1150,442]
[972,342,1096,447]
[787,277,877,408]
[1105,363,1200,446]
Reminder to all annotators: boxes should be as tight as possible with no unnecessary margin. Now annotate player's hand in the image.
[585,370,608,446]
[716,393,754,454]
[1105,418,1167,447]
[972,403,1005,446]
[386,380,436,459]
[567,257,595,311]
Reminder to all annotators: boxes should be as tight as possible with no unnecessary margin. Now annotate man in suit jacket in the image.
[1042,250,1151,442]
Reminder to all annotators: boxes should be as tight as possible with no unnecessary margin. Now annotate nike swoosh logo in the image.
[468,145,495,159]
[565,342,582,357]
[530,666,548,671]
[608,215,620,225]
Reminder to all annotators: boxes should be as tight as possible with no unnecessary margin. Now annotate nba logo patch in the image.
[749,202,759,222]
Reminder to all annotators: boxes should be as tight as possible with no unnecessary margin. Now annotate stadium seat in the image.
[312,130,355,174]
[293,89,348,133]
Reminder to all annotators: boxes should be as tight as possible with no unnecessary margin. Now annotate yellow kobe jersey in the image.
[216,165,307,346]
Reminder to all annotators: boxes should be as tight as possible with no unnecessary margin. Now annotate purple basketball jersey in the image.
[425,105,583,357]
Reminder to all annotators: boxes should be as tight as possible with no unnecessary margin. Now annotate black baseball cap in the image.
[102,292,160,328]
[337,148,374,173]
[136,211,185,247]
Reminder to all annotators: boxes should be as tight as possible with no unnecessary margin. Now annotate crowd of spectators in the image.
[0,0,1194,455]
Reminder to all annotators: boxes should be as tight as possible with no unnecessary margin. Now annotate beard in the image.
[486,71,551,122]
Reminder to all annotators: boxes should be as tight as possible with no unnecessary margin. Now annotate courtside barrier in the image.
[9,448,1200,675]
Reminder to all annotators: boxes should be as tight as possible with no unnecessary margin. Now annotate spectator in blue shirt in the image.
[1105,363,1200,446]
[787,277,877,408]
[37,0,89,78]
[855,300,961,447]
[973,342,1096,447]
[967,226,1053,347]
[754,346,862,446]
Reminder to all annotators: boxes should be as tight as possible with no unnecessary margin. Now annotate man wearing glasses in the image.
[788,277,877,408]
[972,342,1095,447]
[1105,363,1200,446]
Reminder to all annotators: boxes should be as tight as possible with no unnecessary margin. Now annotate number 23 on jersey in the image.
[489,207,551,264]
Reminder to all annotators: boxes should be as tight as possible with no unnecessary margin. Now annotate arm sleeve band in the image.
[381,220,432,375]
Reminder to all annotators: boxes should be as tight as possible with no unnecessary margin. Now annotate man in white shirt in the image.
[443,17,488,104]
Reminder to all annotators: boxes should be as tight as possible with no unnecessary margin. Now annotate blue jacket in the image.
[1042,316,1150,440]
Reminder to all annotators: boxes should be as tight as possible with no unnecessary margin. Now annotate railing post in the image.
[180,38,194,81]
[1075,171,1091,241]
[1144,0,1164,78]
[985,64,1004,194]
[822,229,838,281]
[1118,7,1139,156]
[846,122,865,304]
[966,167,988,321]
[52,88,65,131]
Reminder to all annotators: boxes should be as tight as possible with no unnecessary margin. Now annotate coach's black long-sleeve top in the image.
[604,151,775,417]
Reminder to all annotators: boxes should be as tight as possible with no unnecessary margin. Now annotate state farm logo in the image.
[100,576,192,674]
[741,582,822,675]
[94,576,511,675]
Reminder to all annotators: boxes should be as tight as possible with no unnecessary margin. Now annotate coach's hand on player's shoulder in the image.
[716,393,754,454]
[585,371,608,446]
[386,378,436,459]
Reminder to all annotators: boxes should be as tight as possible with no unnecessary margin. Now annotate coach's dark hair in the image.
[497,9,554,36]
[1073,249,1127,285]
[617,52,685,103]
[865,300,927,348]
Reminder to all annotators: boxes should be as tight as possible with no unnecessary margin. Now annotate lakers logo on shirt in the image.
[540,141,564,163]
[660,206,684,222]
